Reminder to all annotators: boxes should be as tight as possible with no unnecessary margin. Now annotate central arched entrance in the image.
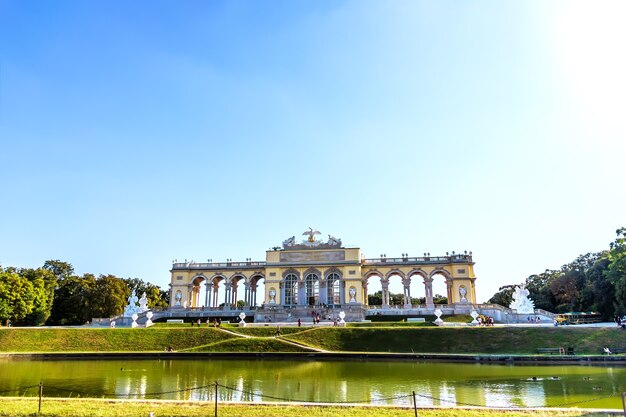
[304,271,320,306]
[283,273,298,306]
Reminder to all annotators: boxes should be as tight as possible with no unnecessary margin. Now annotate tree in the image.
[89,275,129,319]
[18,267,57,325]
[43,260,74,280]
[433,294,448,304]
[368,291,382,306]
[584,255,614,319]
[48,274,96,325]
[488,285,516,306]
[123,278,169,310]
[0,269,35,323]
[606,227,626,315]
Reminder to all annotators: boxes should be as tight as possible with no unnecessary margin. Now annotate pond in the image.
[0,358,623,409]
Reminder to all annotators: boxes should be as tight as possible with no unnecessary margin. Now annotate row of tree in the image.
[0,260,169,326]
[488,228,626,320]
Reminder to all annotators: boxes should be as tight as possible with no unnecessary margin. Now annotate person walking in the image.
[276,325,281,337]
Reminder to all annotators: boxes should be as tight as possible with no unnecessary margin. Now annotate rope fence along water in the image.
[4,381,622,412]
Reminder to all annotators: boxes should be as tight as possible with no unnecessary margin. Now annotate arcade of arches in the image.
[169,233,477,310]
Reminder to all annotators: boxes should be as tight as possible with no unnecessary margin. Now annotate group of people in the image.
[311,311,323,324]
[191,318,222,327]
[526,316,542,324]
[613,315,626,328]
[477,316,494,326]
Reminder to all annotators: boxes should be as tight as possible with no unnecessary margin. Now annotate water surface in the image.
[0,358,623,409]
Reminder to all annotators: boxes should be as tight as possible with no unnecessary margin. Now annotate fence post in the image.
[214,381,218,417]
[412,390,418,417]
[38,382,43,414]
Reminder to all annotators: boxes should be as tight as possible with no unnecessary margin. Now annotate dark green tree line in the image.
[489,228,626,320]
[0,260,169,326]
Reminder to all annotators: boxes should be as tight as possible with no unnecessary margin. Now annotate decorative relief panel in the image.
[279,250,346,263]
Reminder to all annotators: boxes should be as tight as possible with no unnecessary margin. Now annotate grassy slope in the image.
[0,328,238,352]
[2,326,626,355]
[221,326,307,337]
[184,337,311,352]
[286,327,626,354]
[0,398,608,417]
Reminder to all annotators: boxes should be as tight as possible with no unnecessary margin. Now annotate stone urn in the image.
[131,313,139,328]
[470,310,479,325]
[433,308,444,326]
[238,312,247,327]
[338,311,346,327]
[145,311,154,327]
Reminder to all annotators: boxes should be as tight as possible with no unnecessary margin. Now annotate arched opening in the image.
[191,276,206,308]
[305,273,320,306]
[210,276,227,308]
[326,272,341,306]
[230,275,245,309]
[431,272,450,305]
[249,274,265,307]
[386,273,405,307]
[408,272,427,306]
[284,274,298,306]
[364,272,384,307]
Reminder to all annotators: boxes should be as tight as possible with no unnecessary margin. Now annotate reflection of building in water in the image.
[455,382,486,407]
[519,383,546,408]
[483,382,546,408]
[169,230,477,322]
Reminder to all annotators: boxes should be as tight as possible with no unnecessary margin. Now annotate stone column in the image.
[403,279,411,307]
[362,281,368,305]
[187,285,193,308]
[424,277,434,308]
[204,283,211,307]
[319,278,328,305]
[298,280,306,306]
[212,283,219,308]
[231,281,238,307]
[382,280,390,308]
[243,283,250,306]
[340,280,346,305]
[446,280,454,304]
[224,283,232,310]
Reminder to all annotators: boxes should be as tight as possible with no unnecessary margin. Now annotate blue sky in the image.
[1,0,625,302]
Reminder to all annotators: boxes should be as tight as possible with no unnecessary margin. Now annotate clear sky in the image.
[1,0,625,303]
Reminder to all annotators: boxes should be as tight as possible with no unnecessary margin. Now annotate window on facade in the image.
[305,273,319,306]
[284,274,298,305]
[326,273,341,305]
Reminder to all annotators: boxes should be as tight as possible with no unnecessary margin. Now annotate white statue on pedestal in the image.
[509,284,535,314]
[124,290,139,317]
[138,292,149,313]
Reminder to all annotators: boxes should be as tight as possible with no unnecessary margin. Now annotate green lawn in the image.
[285,326,626,354]
[0,327,237,352]
[0,398,614,417]
[2,325,626,355]
[183,337,312,352]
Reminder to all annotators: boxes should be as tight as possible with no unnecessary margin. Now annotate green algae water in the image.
[0,358,624,409]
